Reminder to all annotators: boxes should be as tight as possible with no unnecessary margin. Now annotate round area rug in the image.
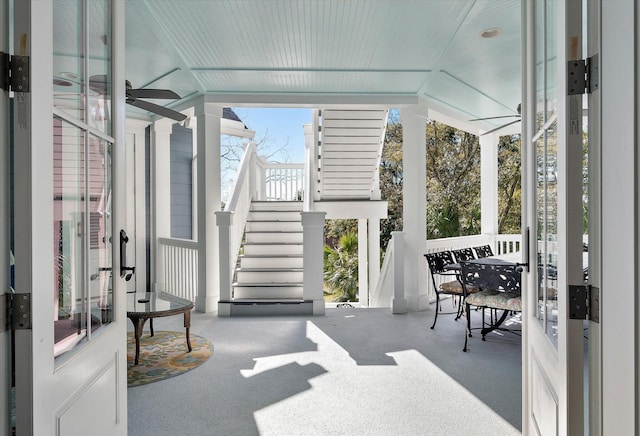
[127,331,213,387]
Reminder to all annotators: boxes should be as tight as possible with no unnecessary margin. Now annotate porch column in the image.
[357,219,369,306]
[151,118,174,292]
[400,105,428,310]
[126,119,151,293]
[368,218,381,305]
[195,102,223,313]
[303,123,314,211]
[480,133,499,245]
[302,211,326,315]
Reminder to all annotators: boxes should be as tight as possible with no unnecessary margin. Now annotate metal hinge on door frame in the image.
[567,54,599,95]
[1,292,32,332]
[0,52,30,93]
[569,284,600,323]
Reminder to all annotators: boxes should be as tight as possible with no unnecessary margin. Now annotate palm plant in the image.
[323,233,358,302]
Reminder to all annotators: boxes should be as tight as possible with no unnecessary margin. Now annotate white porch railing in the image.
[370,231,407,313]
[256,159,304,201]
[158,237,199,301]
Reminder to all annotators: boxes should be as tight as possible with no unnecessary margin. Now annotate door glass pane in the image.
[535,120,559,345]
[89,135,113,332]
[545,121,559,344]
[53,0,83,120]
[535,0,545,130]
[88,0,111,135]
[545,0,558,123]
[53,117,87,358]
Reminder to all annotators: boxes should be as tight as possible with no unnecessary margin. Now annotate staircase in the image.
[230,201,314,315]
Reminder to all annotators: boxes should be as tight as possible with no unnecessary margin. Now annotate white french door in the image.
[522,0,591,434]
[12,1,127,434]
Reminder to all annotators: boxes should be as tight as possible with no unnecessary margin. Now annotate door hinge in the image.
[569,284,599,323]
[0,52,30,93]
[4,293,32,330]
[567,54,599,95]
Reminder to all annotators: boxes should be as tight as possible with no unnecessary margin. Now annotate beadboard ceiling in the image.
[119,0,521,132]
[52,1,521,132]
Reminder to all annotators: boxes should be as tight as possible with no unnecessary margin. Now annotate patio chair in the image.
[459,260,522,352]
[451,247,476,262]
[424,251,477,330]
[473,244,494,258]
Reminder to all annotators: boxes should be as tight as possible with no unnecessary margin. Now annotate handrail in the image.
[256,159,304,202]
[217,143,257,302]
[370,231,407,313]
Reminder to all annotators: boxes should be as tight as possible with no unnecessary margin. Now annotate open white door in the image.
[12,1,127,434]
[521,0,588,434]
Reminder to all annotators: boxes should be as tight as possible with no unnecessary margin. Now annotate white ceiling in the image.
[120,0,521,133]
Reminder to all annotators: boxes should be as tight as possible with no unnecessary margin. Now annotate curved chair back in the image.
[451,247,475,262]
[473,244,494,258]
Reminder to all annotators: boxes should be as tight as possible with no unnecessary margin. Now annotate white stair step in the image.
[248,210,301,221]
[246,221,303,232]
[250,201,302,211]
[245,231,303,244]
[235,268,303,283]
[233,284,304,299]
[243,243,303,255]
[240,255,304,269]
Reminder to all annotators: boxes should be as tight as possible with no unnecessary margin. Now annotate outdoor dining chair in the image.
[459,260,522,352]
[424,251,478,330]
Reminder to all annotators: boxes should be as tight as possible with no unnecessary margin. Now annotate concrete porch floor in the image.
[128,306,522,435]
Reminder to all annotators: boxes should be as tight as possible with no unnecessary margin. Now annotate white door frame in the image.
[0,0,10,433]
[12,1,127,434]
[599,0,637,433]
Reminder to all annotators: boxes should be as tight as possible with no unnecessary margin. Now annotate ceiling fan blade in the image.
[127,99,187,122]
[127,88,181,99]
[480,119,521,136]
[469,114,522,121]
[89,74,108,94]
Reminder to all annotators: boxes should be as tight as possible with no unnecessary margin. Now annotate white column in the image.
[126,119,151,293]
[302,211,326,315]
[303,123,314,211]
[195,102,223,313]
[391,231,407,314]
[357,219,369,306]
[480,133,499,244]
[400,105,428,310]
[151,118,174,292]
[368,218,381,304]
[215,210,232,316]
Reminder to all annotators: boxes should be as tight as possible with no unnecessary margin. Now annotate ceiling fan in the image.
[89,75,187,122]
[469,103,521,136]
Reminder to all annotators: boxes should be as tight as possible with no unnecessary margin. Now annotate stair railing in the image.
[370,231,407,313]
[216,142,258,301]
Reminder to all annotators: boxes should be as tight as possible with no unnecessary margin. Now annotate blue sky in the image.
[231,107,311,163]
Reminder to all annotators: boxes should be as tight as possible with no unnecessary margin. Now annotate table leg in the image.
[149,318,154,337]
[132,316,147,366]
[184,310,192,352]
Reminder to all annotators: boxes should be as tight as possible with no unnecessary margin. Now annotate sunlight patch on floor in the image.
[241,320,520,435]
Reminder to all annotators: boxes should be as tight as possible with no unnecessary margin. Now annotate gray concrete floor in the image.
[128,304,522,435]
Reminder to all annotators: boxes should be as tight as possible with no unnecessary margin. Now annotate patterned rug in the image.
[127,331,213,387]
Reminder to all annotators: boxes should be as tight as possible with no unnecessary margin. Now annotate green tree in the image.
[498,134,522,234]
[323,233,359,302]
[379,114,403,249]
[426,120,481,238]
